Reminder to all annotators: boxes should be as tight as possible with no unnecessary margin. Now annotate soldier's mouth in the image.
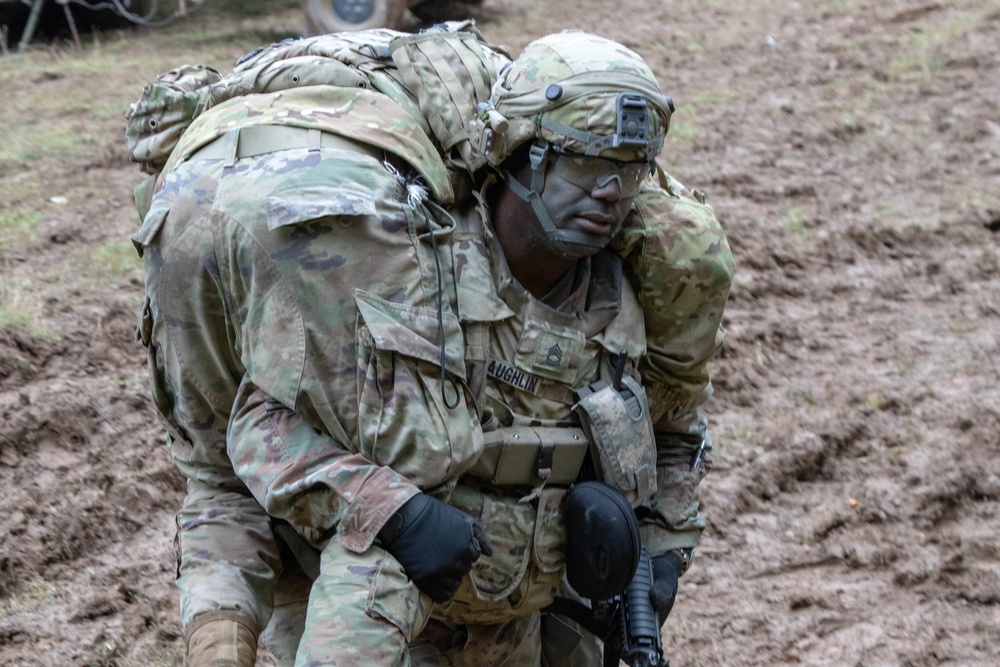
[572,214,616,234]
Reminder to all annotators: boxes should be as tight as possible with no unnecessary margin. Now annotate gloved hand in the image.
[649,551,686,625]
[378,493,494,603]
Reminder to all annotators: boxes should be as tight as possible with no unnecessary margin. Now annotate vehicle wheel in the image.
[301,0,407,34]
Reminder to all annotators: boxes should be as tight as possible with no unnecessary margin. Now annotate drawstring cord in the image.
[423,198,462,411]
[390,161,461,411]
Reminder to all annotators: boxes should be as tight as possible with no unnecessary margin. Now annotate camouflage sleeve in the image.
[228,378,421,554]
[642,410,713,554]
[141,299,281,637]
[614,169,734,554]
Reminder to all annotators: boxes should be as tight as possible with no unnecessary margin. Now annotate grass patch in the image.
[0,210,42,251]
[814,0,858,14]
[0,283,57,340]
[0,3,304,172]
[82,240,142,288]
[830,114,866,140]
[776,206,810,235]
[942,181,1000,225]
[787,388,818,406]
[86,641,122,667]
[688,87,741,108]
[949,321,978,334]
[840,38,870,69]
[717,421,767,463]
[683,33,709,54]
[0,578,59,619]
[887,12,987,81]
[774,206,821,250]
[153,22,303,58]
[667,116,700,144]
[3,118,105,166]
[667,86,739,145]
[118,646,185,667]
[214,0,299,16]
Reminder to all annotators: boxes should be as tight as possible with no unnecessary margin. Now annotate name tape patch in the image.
[487,357,542,395]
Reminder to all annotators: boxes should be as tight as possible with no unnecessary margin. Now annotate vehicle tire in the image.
[301,0,407,34]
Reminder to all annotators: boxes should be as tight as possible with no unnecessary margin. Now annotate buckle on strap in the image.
[528,140,552,194]
[535,443,555,481]
[528,140,549,170]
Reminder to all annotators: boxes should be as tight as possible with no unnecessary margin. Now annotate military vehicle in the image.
[301,0,482,33]
[2,0,480,53]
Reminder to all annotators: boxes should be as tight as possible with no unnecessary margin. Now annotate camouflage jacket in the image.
[130,27,732,634]
[218,165,732,619]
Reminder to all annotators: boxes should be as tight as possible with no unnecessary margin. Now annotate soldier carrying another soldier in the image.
[126,22,733,667]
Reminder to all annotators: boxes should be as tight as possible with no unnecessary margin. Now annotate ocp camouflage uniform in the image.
[128,24,732,667]
[129,24,504,648]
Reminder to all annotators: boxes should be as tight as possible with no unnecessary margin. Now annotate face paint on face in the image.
[530,149,645,253]
[547,146,653,199]
[495,138,651,274]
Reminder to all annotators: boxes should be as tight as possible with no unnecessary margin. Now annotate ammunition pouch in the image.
[563,481,641,600]
[573,376,657,506]
[467,426,589,486]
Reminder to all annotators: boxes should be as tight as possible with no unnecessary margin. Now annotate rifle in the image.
[601,546,669,667]
[545,545,670,667]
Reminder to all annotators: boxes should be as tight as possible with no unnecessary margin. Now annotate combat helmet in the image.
[470,30,675,249]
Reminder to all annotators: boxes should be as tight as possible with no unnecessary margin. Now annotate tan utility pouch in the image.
[438,485,565,621]
[468,426,589,486]
[573,376,657,505]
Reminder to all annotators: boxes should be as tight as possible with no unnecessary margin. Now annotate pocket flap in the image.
[532,488,566,574]
[355,289,465,380]
[265,186,377,231]
[131,206,170,256]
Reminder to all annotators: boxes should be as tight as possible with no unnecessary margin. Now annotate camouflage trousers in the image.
[260,541,604,667]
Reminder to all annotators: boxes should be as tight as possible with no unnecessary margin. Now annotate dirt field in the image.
[1,0,998,665]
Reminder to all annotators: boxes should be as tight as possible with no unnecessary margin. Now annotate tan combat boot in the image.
[186,611,258,667]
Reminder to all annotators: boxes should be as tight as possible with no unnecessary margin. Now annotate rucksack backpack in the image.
[125,21,511,216]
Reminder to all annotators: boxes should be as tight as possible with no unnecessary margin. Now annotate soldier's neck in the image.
[512,261,574,301]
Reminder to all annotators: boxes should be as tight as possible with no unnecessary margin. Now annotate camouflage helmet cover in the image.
[483,30,673,166]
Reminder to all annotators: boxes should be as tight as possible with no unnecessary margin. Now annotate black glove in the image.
[378,493,494,603]
[649,551,685,625]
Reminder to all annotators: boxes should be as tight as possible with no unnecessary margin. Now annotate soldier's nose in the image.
[592,174,623,202]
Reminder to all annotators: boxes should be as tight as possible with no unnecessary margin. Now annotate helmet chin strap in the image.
[502,141,613,252]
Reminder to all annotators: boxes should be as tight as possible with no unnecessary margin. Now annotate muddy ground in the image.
[1,0,998,665]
